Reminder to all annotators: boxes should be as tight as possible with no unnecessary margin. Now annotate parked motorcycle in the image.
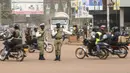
[28,39,54,53]
[75,39,109,60]
[0,39,28,61]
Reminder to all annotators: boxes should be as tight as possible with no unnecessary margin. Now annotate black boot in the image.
[39,54,45,60]
[58,55,61,61]
[54,55,58,61]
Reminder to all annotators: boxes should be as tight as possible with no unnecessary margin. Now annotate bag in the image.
[118,36,128,43]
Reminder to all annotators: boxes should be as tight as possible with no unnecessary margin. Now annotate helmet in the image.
[40,23,45,26]
[121,26,125,30]
[112,26,119,32]
[92,26,99,32]
[14,24,19,29]
[100,25,106,31]
[33,25,38,29]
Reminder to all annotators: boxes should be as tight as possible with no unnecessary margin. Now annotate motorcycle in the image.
[0,30,9,40]
[28,39,54,53]
[75,39,109,60]
[0,39,28,61]
[104,42,129,58]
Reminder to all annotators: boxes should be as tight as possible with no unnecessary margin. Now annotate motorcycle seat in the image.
[13,44,23,49]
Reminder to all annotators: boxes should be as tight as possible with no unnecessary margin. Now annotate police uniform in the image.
[54,24,63,61]
[37,23,46,60]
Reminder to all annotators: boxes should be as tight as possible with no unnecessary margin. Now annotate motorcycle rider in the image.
[87,27,98,55]
[6,24,22,50]
[111,26,120,45]
[94,26,103,55]
[96,25,112,53]
[0,24,22,60]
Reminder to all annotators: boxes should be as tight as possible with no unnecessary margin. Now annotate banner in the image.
[113,0,120,10]
[75,0,89,18]
[11,0,44,14]
[71,0,77,8]
[89,0,103,10]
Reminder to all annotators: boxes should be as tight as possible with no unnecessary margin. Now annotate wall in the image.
[120,0,130,7]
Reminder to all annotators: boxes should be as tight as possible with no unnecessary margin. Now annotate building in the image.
[120,0,130,27]
[90,0,130,29]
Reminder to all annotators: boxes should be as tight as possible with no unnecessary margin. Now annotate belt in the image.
[55,38,62,40]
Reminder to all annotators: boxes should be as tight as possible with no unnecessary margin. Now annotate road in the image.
[0,41,130,73]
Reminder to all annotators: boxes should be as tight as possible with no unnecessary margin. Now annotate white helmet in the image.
[40,23,45,26]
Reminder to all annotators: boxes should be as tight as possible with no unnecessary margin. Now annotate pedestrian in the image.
[25,26,32,46]
[36,23,46,60]
[82,23,88,39]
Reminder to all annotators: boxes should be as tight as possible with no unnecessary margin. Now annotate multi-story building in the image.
[120,0,130,27]
[89,0,130,28]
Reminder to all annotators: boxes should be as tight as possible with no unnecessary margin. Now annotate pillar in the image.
[120,8,124,27]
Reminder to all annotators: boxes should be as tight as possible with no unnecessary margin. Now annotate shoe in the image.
[54,55,58,61]
[39,54,45,60]
[58,55,61,61]
[97,51,102,56]
[88,53,95,56]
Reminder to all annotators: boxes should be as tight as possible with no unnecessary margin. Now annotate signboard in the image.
[89,0,103,10]
[113,0,120,10]
[71,0,103,10]
[75,0,89,18]
[11,0,44,14]
[71,0,77,8]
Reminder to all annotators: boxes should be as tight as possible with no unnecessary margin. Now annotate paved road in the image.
[0,41,130,73]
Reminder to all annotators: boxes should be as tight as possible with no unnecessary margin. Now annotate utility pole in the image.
[0,3,1,25]
[107,0,110,32]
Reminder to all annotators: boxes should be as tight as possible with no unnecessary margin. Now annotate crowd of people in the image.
[1,23,73,61]
[86,25,129,56]
[0,22,129,61]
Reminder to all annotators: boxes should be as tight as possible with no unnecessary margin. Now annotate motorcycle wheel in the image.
[16,50,25,62]
[117,46,128,58]
[75,48,86,59]
[0,49,8,61]
[45,43,54,53]
[28,45,35,53]
[98,48,109,60]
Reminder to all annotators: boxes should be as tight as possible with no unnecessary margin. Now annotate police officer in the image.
[37,23,46,60]
[53,23,63,61]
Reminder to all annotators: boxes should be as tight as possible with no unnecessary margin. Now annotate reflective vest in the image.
[95,32,102,44]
